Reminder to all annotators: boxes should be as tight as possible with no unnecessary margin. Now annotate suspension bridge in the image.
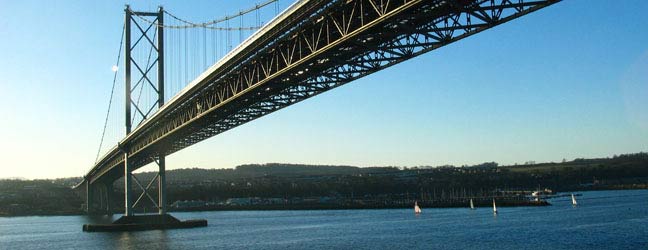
[78,0,561,231]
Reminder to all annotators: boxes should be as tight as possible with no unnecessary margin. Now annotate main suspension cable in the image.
[95,23,125,164]
[164,0,276,28]
[129,0,277,29]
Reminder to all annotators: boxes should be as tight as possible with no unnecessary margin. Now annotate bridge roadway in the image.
[81,0,560,187]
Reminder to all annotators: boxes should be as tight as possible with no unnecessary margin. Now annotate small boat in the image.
[571,193,578,206]
[531,188,553,198]
[492,198,498,215]
[414,201,422,214]
[470,199,475,210]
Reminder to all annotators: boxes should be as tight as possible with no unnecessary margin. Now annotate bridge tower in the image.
[123,5,166,216]
[83,5,207,231]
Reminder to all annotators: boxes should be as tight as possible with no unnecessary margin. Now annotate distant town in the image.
[1,152,647,216]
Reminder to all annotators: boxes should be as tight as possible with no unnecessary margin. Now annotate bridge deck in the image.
[82,0,560,187]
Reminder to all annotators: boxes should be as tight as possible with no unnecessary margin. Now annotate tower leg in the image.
[86,181,94,214]
[124,152,133,216]
[158,154,167,214]
[156,6,166,215]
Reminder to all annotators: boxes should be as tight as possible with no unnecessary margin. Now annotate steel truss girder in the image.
[88,0,560,184]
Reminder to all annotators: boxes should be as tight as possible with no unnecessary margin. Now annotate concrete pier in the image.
[82,214,207,232]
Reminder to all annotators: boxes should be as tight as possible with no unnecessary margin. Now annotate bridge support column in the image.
[124,152,133,216]
[85,180,94,214]
[158,155,167,214]
[102,182,114,215]
[98,184,104,211]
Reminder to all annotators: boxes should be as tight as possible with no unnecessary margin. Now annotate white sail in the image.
[414,201,422,214]
[571,194,578,206]
[470,199,475,210]
[492,199,498,214]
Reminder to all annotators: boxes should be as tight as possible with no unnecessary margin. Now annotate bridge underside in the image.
[84,0,560,187]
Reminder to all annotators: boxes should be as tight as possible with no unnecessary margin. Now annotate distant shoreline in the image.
[2,151,647,218]
[0,199,548,217]
[6,187,648,217]
[170,199,549,213]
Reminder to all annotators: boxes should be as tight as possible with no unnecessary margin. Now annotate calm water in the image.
[1,190,647,249]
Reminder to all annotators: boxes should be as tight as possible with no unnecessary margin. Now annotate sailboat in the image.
[571,193,578,206]
[470,198,475,210]
[492,198,498,215]
[414,201,422,214]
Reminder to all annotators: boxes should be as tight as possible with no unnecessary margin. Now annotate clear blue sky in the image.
[0,0,646,179]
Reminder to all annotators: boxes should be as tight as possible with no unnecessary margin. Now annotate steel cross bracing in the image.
[85,0,560,185]
[125,8,164,133]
